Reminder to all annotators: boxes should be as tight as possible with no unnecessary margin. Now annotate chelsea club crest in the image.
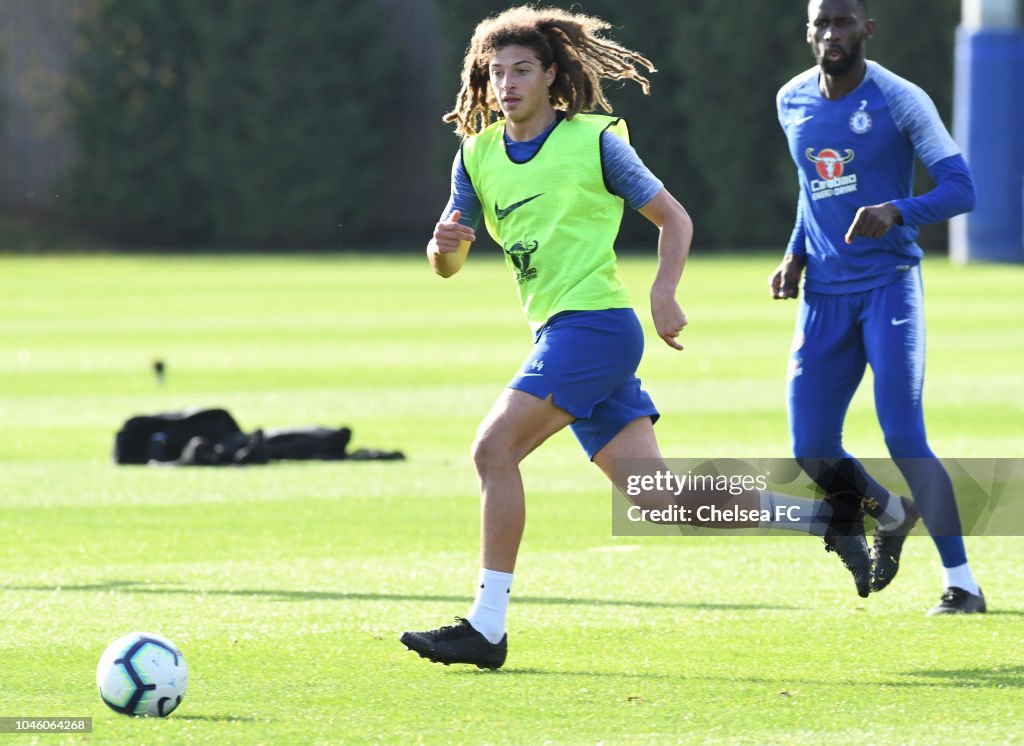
[849,101,872,134]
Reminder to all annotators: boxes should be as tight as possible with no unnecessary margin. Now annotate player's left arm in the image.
[600,131,691,351]
[888,154,976,226]
[845,81,977,244]
[639,188,692,351]
[844,155,976,243]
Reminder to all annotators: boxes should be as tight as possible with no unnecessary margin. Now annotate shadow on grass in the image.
[4,581,797,612]
[900,665,1024,689]
[175,715,260,723]
[487,667,680,680]
[978,609,1024,617]
[472,666,1024,689]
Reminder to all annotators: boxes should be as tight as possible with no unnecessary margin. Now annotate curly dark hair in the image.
[444,5,656,138]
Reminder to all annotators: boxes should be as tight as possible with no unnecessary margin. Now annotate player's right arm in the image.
[770,252,805,299]
[428,210,475,277]
[771,82,809,299]
[427,150,481,278]
[770,191,806,299]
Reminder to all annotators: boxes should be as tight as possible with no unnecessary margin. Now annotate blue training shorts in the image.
[508,308,660,460]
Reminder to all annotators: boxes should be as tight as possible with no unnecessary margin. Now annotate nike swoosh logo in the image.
[891,318,911,326]
[790,115,814,126]
[495,193,543,220]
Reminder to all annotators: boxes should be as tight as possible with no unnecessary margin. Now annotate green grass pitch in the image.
[1,252,1022,744]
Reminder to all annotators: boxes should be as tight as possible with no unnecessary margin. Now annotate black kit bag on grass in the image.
[261,427,402,461]
[171,427,366,465]
[113,408,243,464]
[261,426,353,460]
[115,409,403,465]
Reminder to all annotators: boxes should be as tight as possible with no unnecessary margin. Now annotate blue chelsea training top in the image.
[777,60,975,294]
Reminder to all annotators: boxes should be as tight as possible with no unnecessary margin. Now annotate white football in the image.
[96,632,187,717]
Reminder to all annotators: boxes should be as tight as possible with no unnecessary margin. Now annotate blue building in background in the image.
[951,0,1024,263]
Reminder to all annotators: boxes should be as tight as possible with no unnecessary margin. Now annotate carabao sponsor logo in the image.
[504,239,539,284]
[805,147,858,201]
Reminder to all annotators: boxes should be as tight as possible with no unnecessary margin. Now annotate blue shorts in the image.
[508,308,660,459]
[788,266,928,458]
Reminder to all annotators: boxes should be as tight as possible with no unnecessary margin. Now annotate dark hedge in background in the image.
[64,0,959,249]
[66,0,402,246]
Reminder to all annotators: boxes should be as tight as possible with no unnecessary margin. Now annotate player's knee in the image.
[791,434,843,460]
[883,429,932,459]
[471,431,519,475]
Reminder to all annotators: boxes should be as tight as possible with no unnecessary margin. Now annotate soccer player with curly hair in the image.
[401,5,873,669]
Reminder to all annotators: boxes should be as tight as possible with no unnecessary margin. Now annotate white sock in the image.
[466,568,513,644]
[942,562,980,596]
[758,491,830,536]
[873,492,907,532]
